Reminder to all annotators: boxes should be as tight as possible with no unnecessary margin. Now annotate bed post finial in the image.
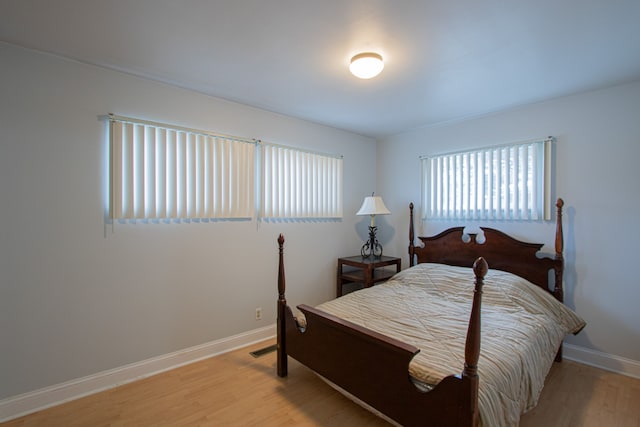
[409,203,415,267]
[277,234,288,377]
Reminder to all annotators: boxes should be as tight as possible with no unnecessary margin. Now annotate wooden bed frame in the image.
[276,198,566,427]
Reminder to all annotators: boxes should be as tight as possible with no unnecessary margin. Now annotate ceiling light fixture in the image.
[349,52,384,79]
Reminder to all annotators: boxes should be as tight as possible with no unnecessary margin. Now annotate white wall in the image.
[0,43,377,400]
[3,39,639,406]
[377,80,640,367]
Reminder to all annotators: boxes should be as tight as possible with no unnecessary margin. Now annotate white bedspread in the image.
[311,263,585,427]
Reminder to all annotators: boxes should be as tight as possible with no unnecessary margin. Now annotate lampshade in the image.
[356,195,391,216]
[349,52,384,79]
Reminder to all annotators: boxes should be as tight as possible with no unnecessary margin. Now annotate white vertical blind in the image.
[110,117,254,220]
[422,138,553,221]
[260,143,343,219]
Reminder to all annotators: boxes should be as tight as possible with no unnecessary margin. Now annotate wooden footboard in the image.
[276,234,487,427]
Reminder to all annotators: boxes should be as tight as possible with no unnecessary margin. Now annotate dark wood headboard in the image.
[408,199,565,303]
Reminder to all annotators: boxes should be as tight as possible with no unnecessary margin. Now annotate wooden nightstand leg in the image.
[364,265,373,289]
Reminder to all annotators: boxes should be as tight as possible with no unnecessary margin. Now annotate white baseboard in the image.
[564,343,640,379]
[0,325,276,422]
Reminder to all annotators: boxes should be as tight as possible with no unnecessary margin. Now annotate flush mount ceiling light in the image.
[349,52,384,79]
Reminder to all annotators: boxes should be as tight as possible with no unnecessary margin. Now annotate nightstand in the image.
[337,256,401,297]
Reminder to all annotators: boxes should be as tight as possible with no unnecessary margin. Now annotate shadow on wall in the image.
[564,206,578,311]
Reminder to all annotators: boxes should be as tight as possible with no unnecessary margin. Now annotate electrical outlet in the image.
[255,307,262,320]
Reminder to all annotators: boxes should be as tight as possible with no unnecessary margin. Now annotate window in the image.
[109,115,255,220]
[108,115,343,222]
[421,138,553,221]
[260,143,343,219]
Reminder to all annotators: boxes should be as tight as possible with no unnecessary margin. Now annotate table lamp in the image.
[356,193,391,257]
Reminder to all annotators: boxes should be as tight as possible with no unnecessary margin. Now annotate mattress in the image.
[305,263,585,427]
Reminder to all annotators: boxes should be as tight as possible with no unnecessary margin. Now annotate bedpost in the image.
[464,257,487,377]
[277,234,288,377]
[409,202,415,267]
[462,256,487,427]
[554,199,565,362]
[554,198,565,303]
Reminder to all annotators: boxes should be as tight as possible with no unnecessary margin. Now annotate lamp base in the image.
[361,225,383,258]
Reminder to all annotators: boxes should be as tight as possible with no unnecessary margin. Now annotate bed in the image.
[276,198,585,426]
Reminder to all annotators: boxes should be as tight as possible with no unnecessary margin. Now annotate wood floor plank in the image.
[3,340,639,426]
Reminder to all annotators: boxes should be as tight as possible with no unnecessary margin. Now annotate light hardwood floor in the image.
[3,340,639,426]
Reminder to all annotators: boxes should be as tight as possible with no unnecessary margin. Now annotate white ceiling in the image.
[2,0,640,138]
